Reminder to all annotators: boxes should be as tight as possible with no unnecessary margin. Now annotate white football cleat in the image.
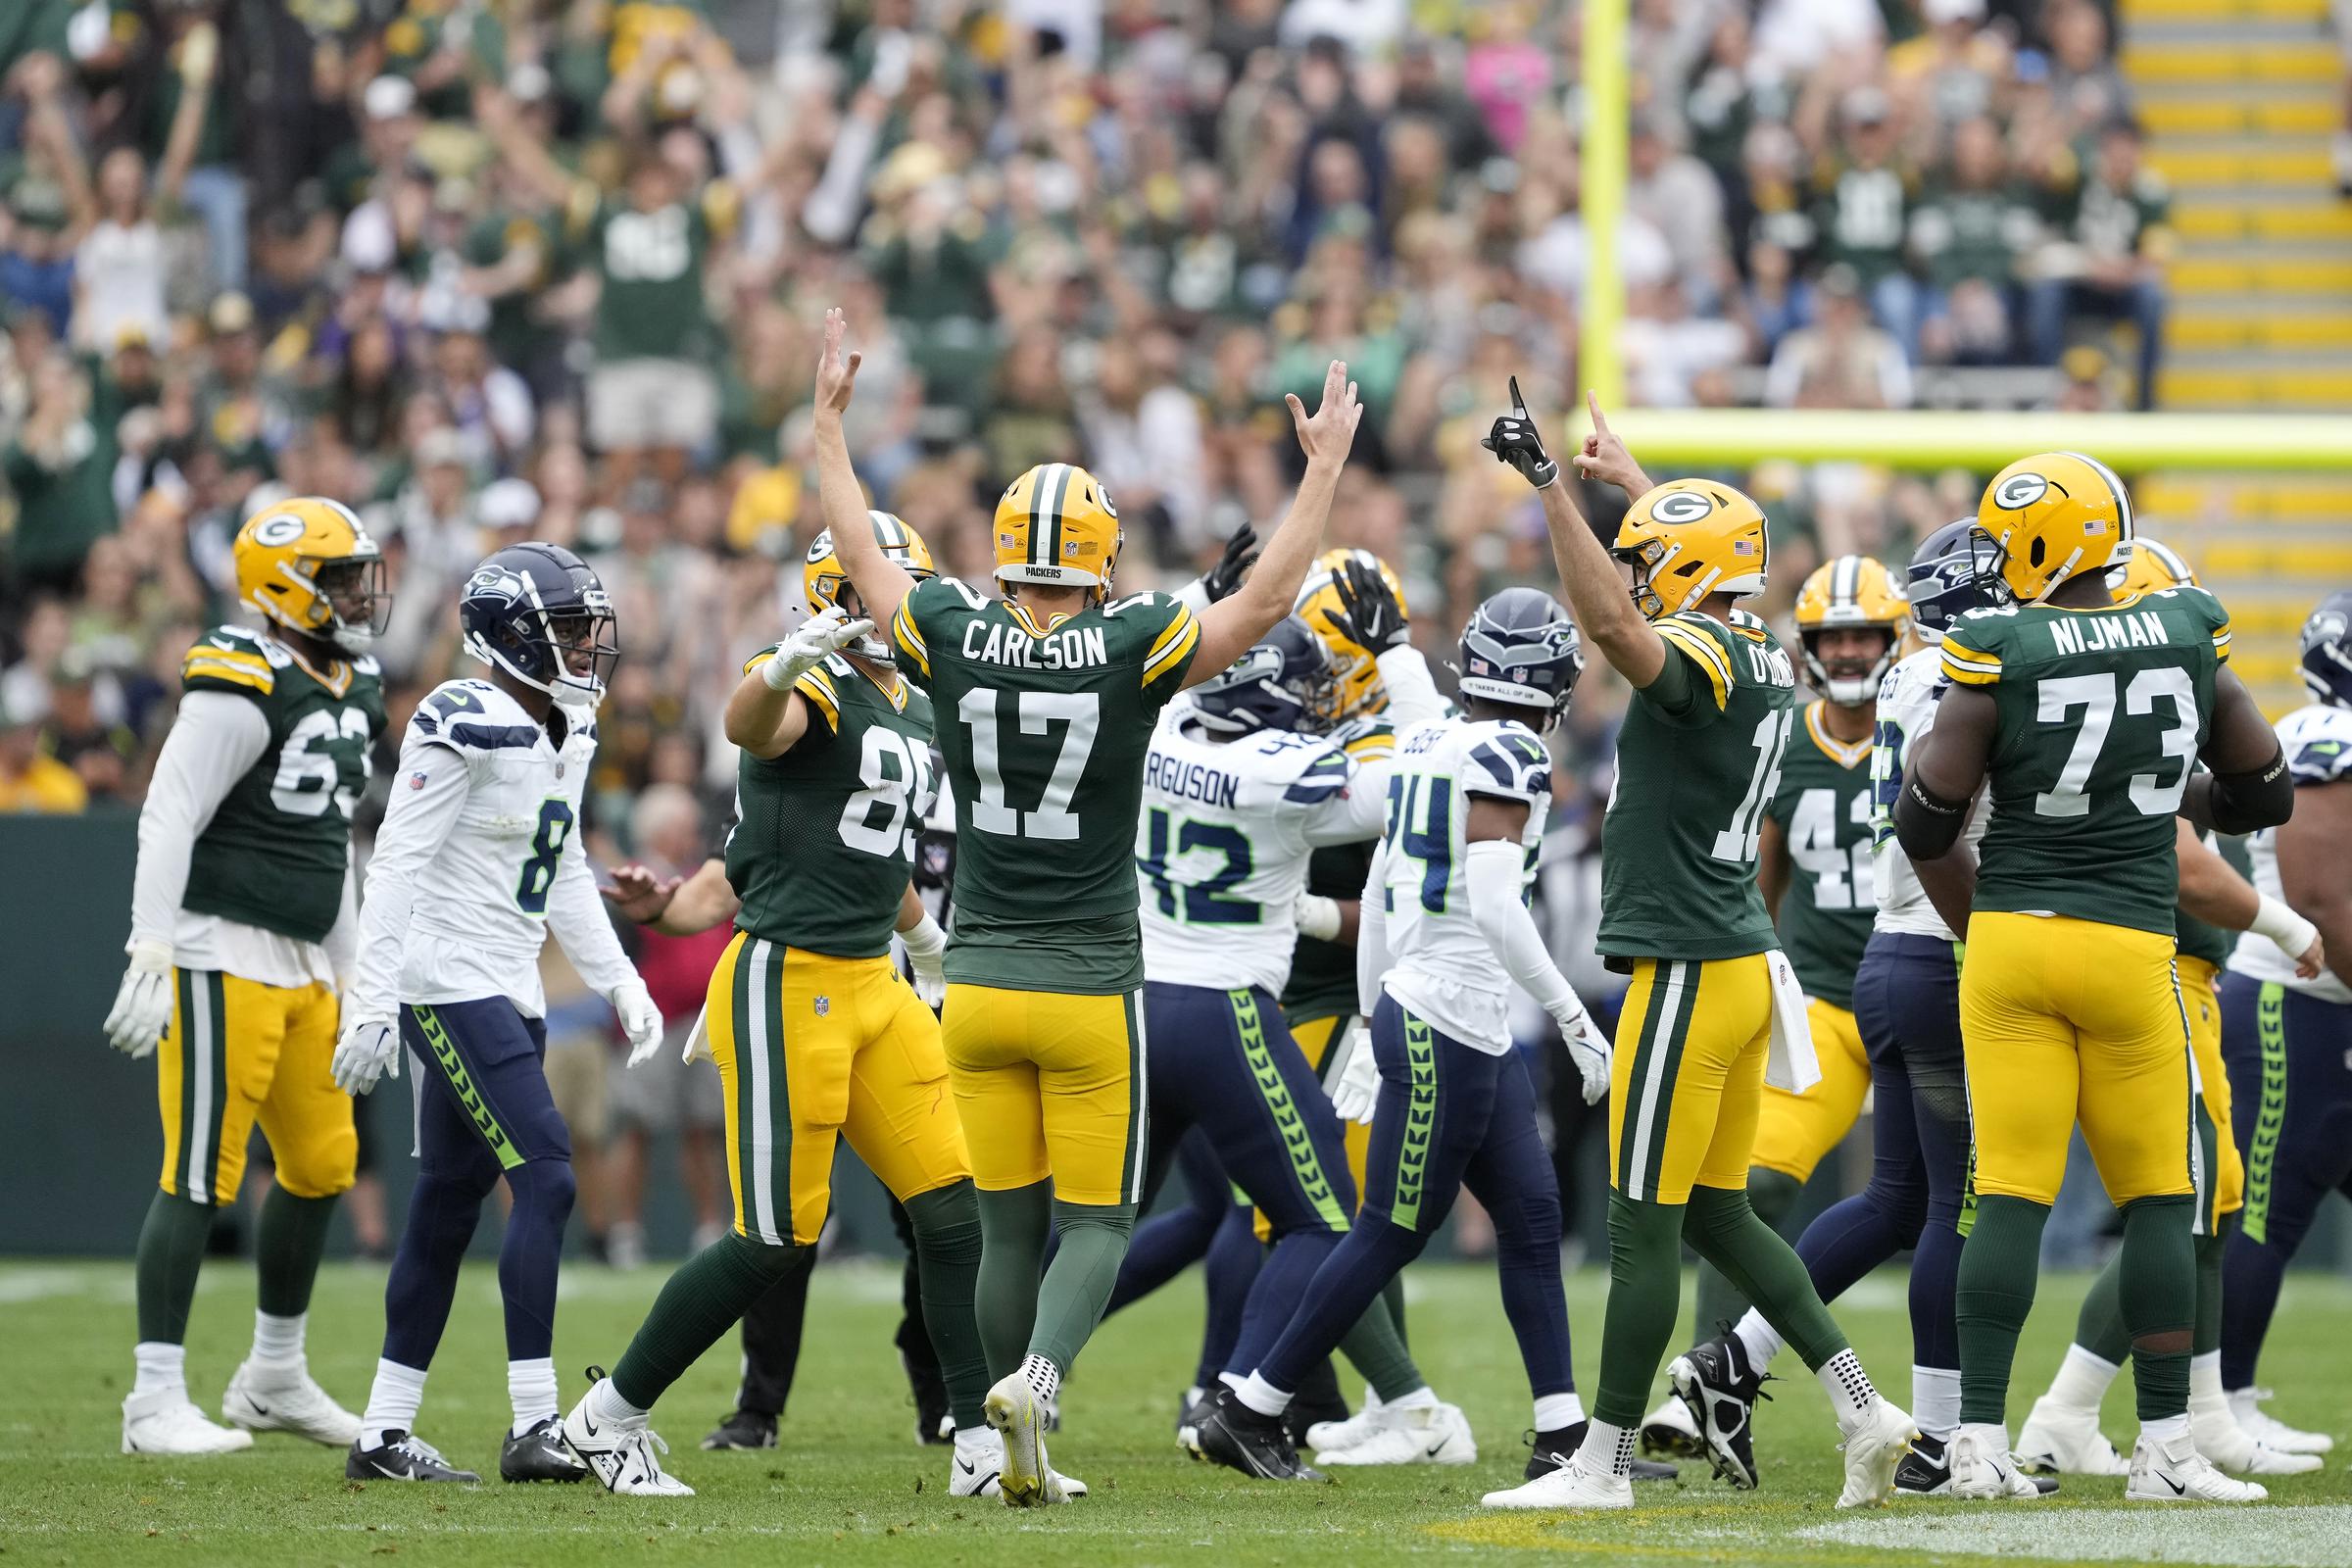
[983,1373,1062,1507]
[2229,1389,2333,1455]
[952,1428,1085,1498]
[122,1389,256,1455]
[1640,1391,1704,1458]
[2191,1396,2324,1475]
[1316,1399,1476,1466]
[1949,1423,2040,1499]
[2015,1396,2131,1476]
[559,1381,693,1496]
[2126,1429,2267,1502]
[1304,1388,1384,1452]
[1481,1454,1632,1510]
[1837,1396,1919,1509]
[221,1359,362,1446]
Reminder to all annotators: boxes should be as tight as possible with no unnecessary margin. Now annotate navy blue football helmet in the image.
[1906,519,2004,644]
[1191,614,1337,735]
[2300,588,2352,710]
[1455,587,1583,727]
[461,543,619,706]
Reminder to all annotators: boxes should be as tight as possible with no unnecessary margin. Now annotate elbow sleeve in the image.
[2210,747,2294,836]
[1893,774,1969,859]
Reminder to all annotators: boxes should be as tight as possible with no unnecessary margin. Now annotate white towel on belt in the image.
[1765,949,1821,1093]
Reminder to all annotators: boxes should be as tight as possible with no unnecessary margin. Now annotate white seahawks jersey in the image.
[2230,703,2352,1003]
[1869,647,1988,941]
[1379,715,1551,1054]
[1137,704,1386,994]
[352,679,631,1020]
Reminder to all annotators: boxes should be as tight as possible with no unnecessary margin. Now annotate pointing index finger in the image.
[1587,390,1612,437]
[1509,375,1530,418]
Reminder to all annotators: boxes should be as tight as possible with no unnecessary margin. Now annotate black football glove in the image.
[1200,521,1259,603]
[1481,375,1557,489]
[1331,556,1409,653]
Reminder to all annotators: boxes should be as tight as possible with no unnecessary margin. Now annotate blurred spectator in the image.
[0,684,85,813]
[2026,119,2172,412]
[1910,116,2037,365]
[1766,264,1913,409]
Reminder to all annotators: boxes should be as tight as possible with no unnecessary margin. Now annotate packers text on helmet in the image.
[994,463,1122,595]
[2113,535,2198,599]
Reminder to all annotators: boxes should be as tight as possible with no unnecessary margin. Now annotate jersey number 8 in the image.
[839,726,932,860]
[516,799,575,915]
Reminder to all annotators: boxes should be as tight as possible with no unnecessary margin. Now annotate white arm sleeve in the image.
[547,833,640,1002]
[321,842,360,986]
[1300,760,1394,846]
[348,732,473,1021]
[1355,837,1393,1019]
[127,692,271,953]
[1373,644,1448,729]
[1465,837,1583,1021]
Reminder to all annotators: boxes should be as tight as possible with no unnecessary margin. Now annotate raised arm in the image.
[1186,360,1361,684]
[605,857,741,936]
[810,308,915,632]
[2180,667,2292,834]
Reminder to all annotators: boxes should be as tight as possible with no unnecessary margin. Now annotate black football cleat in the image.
[347,1430,480,1483]
[501,1414,589,1482]
[1184,1386,1324,1482]
[1525,1423,1682,1482]
[701,1407,778,1450]
[902,1348,953,1446]
[1669,1334,1770,1490]
[1893,1432,1950,1496]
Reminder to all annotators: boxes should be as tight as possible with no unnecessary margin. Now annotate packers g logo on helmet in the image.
[234,496,389,657]
[995,463,1122,595]
[1294,547,1406,722]
[1613,478,1770,620]
[2112,535,2198,599]
[806,510,934,662]
[1975,451,2134,604]
[1793,555,1908,707]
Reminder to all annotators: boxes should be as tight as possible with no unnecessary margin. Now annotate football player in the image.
[2213,588,2352,1459]
[1194,589,1617,1491]
[334,544,665,1485]
[2014,540,2324,1481]
[106,499,388,1454]
[1897,455,2292,1504]
[1486,388,1915,1511]
[817,309,1362,1503]
[1649,555,1907,1455]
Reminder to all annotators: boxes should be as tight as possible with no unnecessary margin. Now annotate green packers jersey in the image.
[727,651,935,958]
[892,576,1200,994]
[1281,716,1396,1022]
[1763,701,1876,1008]
[179,626,384,944]
[1940,587,2231,937]
[1599,609,1798,962]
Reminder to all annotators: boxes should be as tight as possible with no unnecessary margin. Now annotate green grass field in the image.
[5,1258,2347,1567]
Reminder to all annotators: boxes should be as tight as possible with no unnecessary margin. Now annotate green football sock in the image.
[611,1231,810,1411]
[975,1181,1052,1380]
[1683,1183,1848,1369]
[1337,1287,1426,1402]
[901,1180,990,1431]
[2119,1194,2194,1422]
[255,1187,338,1319]
[2193,1219,2229,1357]
[135,1191,215,1345]
[2072,1245,2131,1366]
[1026,1199,1135,1374]
[1955,1193,2049,1425]
[1690,1165,1801,1341]
[1383,1274,1408,1350]
[1592,1193,1686,1427]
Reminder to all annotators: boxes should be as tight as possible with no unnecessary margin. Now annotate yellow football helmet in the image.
[994,463,1122,596]
[1614,478,1770,620]
[234,496,388,656]
[2113,535,2198,597]
[806,510,935,662]
[1975,451,2134,604]
[1294,547,1407,722]
[1793,555,1908,706]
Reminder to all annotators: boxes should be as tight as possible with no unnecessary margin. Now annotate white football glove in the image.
[1328,1023,1380,1125]
[104,940,174,1058]
[612,980,665,1068]
[1292,891,1343,942]
[1551,1000,1613,1105]
[332,1014,401,1096]
[763,605,876,691]
[681,1003,710,1065]
[900,910,948,1008]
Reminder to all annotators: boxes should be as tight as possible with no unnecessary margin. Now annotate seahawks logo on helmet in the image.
[250,513,309,547]
[466,564,531,607]
[1993,472,2049,510]
[1650,489,1716,524]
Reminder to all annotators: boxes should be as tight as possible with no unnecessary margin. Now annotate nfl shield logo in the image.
[813,997,830,1017]
[408,771,428,790]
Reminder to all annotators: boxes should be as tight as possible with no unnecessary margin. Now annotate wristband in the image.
[2250,894,2319,956]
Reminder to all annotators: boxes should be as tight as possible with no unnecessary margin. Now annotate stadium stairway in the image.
[2122,0,2352,710]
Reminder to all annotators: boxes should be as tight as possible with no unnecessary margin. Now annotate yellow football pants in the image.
[1960,911,2196,1209]
[2180,955,2243,1228]
[157,968,352,1204]
[1610,955,1775,1205]
[708,934,969,1247]
[943,983,1145,1207]
[1751,998,1870,1184]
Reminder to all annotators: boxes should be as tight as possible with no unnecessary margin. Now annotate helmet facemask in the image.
[307,555,393,656]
